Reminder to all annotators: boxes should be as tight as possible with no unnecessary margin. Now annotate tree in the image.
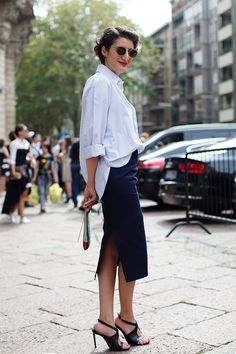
[16,0,160,136]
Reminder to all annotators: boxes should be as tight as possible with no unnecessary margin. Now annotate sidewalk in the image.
[0,195,236,354]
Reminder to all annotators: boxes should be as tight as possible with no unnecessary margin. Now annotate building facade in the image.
[0,0,35,139]
[171,0,219,125]
[142,23,172,133]
[217,0,236,122]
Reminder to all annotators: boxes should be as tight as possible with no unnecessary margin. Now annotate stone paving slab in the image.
[198,274,236,291]
[136,286,219,309]
[203,340,236,353]
[171,311,236,346]
[134,303,223,338]
[135,277,195,296]
[0,322,75,354]
[188,287,236,311]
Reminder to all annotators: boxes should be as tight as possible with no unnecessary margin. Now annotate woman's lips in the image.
[118,61,128,67]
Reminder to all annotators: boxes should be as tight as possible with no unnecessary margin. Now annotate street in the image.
[0,195,236,354]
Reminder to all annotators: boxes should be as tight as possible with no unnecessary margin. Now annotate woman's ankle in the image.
[118,311,135,322]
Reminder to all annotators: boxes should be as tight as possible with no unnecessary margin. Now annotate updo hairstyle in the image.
[94,26,139,64]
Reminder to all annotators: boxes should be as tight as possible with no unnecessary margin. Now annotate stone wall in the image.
[0,0,35,139]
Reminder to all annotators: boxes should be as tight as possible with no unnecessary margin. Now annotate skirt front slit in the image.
[96,150,148,282]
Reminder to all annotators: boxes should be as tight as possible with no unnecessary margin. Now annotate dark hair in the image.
[0,139,4,148]
[15,124,27,137]
[94,26,139,64]
[42,143,52,154]
[32,132,40,140]
[42,137,52,154]
[8,130,16,141]
[64,136,72,152]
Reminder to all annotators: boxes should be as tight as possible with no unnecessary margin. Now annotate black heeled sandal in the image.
[92,318,130,351]
[115,314,150,346]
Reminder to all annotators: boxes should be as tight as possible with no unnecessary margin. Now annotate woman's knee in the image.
[104,236,119,259]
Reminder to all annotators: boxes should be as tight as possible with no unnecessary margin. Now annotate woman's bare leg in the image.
[65,181,72,199]
[93,237,129,349]
[18,189,29,218]
[116,263,150,345]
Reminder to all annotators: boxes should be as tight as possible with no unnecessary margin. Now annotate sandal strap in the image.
[118,314,138,328]
[98,318,118,332]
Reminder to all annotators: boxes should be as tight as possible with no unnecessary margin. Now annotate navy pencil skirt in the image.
[96,150,148,282]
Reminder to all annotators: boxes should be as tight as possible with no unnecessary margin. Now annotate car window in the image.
[188,129,230,139]
[144,132,184,154]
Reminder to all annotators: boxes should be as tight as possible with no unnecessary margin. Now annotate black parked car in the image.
[137,138,224,203]
[159,137,236,215]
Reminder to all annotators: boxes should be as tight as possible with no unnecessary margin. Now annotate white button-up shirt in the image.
[79,64,144,200]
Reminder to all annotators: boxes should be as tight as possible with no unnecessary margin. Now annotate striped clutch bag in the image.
[78,211,90,250]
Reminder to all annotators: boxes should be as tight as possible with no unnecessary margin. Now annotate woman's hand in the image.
[83,184,98,212]
[13,172,21,180]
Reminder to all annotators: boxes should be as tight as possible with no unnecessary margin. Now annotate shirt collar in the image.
[96,64,124,89]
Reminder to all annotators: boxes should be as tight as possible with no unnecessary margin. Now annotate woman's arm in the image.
[51,160,58,183]
[83,156,99,212]
[32,160,39,183]
[3,146,9,159]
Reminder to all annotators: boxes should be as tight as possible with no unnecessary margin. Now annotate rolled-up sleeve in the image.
[80,76,110,159]
[10,141,17,165]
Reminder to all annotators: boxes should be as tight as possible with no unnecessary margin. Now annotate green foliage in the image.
[16,0,160,136]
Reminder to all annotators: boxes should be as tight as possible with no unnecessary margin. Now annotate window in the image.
[194,75,203,95]
[219,10,231,28]
[179,57,187,72]
[219,37,232,55]
[158,133,184,147]
[194,50,202,67]
[184,31,194,51]
[219,65,233,82]
[184,1,201,27]
[220,93,233,110]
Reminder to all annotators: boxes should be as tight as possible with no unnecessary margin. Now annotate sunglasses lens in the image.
[128,49,138,58]
[116,46,126,55]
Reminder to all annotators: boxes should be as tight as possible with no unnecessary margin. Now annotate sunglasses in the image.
[115,46,138,58]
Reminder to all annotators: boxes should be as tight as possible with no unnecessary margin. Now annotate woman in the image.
[2,124,32,224]
[80,27,150,351]
[0,139,10,193]
[32,141,56,213]
[60,137,72,203]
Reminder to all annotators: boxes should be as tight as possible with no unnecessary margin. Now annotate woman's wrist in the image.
[87,179,95,188]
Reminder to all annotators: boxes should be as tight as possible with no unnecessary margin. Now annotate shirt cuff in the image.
[82,144,105,159]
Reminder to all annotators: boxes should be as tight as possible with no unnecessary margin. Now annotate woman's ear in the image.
[101,46,108,58]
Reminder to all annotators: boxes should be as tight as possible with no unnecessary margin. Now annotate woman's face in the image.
[42,144,49,154]
[102,37,136,76]
[18,127,28,139]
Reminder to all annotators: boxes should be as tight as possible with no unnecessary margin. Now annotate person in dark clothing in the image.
[70,140,80,208]
[32,142,57,213]
[2,124,33,224]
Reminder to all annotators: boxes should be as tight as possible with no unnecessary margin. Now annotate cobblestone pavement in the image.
[0,193,236,354]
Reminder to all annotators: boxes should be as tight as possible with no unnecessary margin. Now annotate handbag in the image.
[49,183,63,204]
[78,211,91,250]
[27,183,39,205]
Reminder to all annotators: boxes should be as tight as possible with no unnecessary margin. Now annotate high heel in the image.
[115,314,150,346]
[93,330,97,348]
[92,318,130,351]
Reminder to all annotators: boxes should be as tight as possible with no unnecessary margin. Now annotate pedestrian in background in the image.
[32,141,57,213]
[60,136,72,203]
[0,139,10,194]
[80,26,150,351]
[2,124,32,224]
[70,139,80,208]
[31,132,42,159]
